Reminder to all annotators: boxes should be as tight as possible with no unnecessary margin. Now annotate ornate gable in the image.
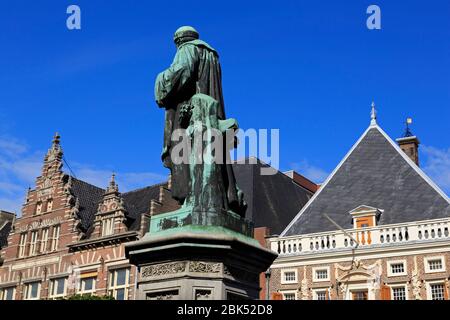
[92,174,129,238]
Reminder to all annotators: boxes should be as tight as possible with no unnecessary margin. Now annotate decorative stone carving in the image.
[195,289,212,300]
[300,266,309,300]
[365,260,382,290]
[17,216,62,233]
[141,262,186,278]
[37,183,55,200]
[147,290,179,300]
[189,261,221,273]
[339,282,347,296]
[43,178,52,189]
[411,256,422,300]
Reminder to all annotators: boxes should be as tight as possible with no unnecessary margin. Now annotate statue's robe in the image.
[155,40,245,216]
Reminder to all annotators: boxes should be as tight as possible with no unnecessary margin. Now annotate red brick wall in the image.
[254,227,270,300]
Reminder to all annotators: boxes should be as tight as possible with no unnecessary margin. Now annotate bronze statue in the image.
[154,26,246,217]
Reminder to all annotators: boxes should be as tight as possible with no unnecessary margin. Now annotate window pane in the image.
[31,283,39,298]
[116,288,125,300]
[352,291,367,300]
[110,272,115,287]
[116,269,127,286]
[316,270,328,279]
[430,284,445,300]
[284,293,295,300]
[428,259,443,271]
[316,292,326,300]
[83,278,94,291]
[391,263,405,274]
[5,288,14,300]
[392,287,406,300]
[57,279,65,295]
[284,271,295,282]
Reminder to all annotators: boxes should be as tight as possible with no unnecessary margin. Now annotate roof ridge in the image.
[122,181,167,195]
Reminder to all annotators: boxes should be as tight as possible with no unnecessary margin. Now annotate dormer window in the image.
[349,205,383,229]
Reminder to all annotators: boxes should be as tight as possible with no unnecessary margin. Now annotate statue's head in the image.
[173,26,199,47]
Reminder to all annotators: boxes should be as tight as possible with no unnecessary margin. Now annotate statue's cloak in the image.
[155,40,244,215]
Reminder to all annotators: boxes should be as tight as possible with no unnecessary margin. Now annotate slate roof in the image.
[71,177,105,233]
[67,159,313,238]
[233,159,314,234]
[122,183,166,230]
[0,222,12,249]
[282,124,450,236]
[0,211,14,249]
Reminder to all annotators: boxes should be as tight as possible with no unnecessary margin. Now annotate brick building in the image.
[0,134,315,300]
[267,107,450,300]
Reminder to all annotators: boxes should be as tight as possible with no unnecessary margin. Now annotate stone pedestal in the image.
[125,224,277,300]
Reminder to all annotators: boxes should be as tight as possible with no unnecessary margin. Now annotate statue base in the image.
[148,206,254,237]
[125,220,277,300]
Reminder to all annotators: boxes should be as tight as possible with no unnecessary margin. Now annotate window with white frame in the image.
[50,225,60,251]
[282,291,296,300]
[314,290,327,300]
[313,267,330,282]
[281,269,297,284]
[0,287,15,300]
[79,277,96,294]
[429,283,445,300]
[40,228,49,253]
[46,199,53,212]
[388,261,407,276]
[24,282,40,300]
[18,233,27,258]
[425,257,445,273]
[29,230,39,256]
[102,217,115,236]
[108,268,130,300]
[391,286,407,300]
[49,278,67,299]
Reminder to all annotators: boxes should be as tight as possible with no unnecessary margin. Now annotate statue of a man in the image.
[154,26,246,217]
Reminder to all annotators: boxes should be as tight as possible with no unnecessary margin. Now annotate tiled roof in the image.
[282,125,450,236]
[233,160,314,234]
[122,183,166,230]
[0,211,14,249]
[70,177,105,232]
[0,222,12,249]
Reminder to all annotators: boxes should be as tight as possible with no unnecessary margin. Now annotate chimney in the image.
[396,118,420,166]
[283,170,319,193]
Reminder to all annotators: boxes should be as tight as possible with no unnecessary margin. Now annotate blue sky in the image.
[0,0,449,213]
